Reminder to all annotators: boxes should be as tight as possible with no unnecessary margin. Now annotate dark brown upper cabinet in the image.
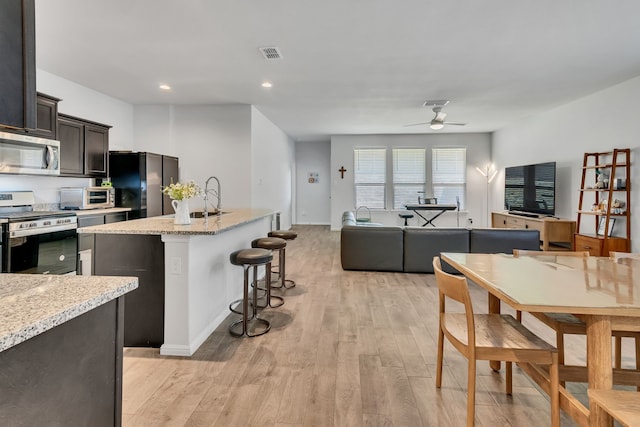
[30,92,60,139]
[58,113,110,177]
[0,0,36,131]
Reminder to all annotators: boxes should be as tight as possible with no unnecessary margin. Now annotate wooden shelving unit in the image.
[575,149,631,256]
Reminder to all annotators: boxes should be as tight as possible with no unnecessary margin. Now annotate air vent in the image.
[259,47,283,60]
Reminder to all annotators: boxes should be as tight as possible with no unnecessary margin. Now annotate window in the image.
[392,148,425,209]
[432,148,466,208]
[354,148,386,209]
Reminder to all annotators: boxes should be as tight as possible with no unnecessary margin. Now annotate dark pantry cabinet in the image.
[0,0,36,131]
[58,113,111,177]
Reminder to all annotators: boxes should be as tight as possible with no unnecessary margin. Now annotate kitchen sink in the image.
[190,210,229,218]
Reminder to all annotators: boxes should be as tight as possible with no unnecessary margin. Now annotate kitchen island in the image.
[0,274,138,426]
[78,208,277,356]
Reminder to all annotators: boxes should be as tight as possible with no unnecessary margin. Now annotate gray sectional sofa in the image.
[340,211,540,273]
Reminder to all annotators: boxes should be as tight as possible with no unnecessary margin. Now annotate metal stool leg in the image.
[280,247,295,288]
[229,263,270,337]
[272,247,295,289]
[255,261,284,308]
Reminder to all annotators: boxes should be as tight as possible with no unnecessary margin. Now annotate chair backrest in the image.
[610,252,640,261]
[432,257,475,344]
[513,249,589,257]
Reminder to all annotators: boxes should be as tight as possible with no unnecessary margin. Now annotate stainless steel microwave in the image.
[60,187,115,210]
[0,131,60,175]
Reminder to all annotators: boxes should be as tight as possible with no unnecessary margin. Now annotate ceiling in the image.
[34,0,640,142]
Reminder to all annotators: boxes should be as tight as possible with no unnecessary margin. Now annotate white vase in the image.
[171,199,191,225]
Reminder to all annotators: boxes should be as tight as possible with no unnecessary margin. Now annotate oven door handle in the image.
[9,223,77,238]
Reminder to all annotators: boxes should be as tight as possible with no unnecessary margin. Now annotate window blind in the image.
[354,148,386,209]
[432,148,466,208]
[392,148,425,209]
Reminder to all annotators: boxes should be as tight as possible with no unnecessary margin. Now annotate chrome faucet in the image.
[203,176,221,220]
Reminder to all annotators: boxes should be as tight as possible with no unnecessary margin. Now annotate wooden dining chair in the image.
[433,257,560,427]
[610,251,640,261]
[513,249,640,373]
[609,252,640,371]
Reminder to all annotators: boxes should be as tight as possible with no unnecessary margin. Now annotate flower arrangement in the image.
[161,180,202,200]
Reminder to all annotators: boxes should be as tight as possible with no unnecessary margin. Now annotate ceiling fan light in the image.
[430,121,444,130]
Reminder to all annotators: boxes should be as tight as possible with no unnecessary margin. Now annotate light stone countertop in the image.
[72,207,131,216]
[77,207,276,235]
[0,274,138,352]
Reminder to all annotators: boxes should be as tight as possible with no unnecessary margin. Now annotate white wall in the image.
[493,75,640,250]
[134,104,253,210]
[133,105,175,155]
[330,133,492,230]
[294,140,331,225]
[250,107,295,230]
[37,70,134,150]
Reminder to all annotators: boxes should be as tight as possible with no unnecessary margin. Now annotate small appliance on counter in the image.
[59,187,115,210]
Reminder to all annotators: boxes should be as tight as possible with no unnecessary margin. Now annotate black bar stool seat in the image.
[268,230,297,240]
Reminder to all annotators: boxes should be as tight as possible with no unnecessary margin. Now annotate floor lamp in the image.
[476,164,497,226]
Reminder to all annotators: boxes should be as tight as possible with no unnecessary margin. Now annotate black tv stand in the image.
[508,211,540,218]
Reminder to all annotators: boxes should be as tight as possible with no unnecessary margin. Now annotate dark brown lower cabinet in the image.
[0,298,125,427]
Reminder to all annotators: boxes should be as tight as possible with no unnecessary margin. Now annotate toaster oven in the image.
[60,187,115,210]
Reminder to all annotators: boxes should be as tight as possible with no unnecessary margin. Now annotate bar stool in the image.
[228,248,272,337]
[251,237,286,308]
[399,212,414,226]
[267,230,297,288]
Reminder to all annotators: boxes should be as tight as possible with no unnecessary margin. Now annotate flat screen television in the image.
[504,161,556,216]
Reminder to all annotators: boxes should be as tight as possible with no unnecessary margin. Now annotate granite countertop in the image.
[0,274,138,352]
[77,208,276,236]
[72,207,131,216]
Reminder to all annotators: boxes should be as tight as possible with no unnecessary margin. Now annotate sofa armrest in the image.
[340,226,404,272]
[342,211,357,226]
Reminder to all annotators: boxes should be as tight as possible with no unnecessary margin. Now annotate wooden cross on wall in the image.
[339,166,347,179]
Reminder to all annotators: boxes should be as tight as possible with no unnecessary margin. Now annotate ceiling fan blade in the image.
[444,121,467,126]
[403,122,429,127]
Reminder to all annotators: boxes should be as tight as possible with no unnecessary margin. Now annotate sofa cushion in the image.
[340,226,404,272]
[403,227,469,273]
[469,228,540,253]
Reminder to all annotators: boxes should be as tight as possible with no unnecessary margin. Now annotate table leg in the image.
[412,210,429,226]
[488,294,501,371]
[586,315,613,427]
[424,209,447,227]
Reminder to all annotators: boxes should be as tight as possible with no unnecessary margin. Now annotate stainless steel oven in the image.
[4,216,77,274]
[0,191,78,275]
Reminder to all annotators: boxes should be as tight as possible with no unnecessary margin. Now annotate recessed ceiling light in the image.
[159,84,172,91]
[261,82,273,88]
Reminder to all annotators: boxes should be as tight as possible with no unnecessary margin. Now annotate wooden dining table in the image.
[441,252,640,427]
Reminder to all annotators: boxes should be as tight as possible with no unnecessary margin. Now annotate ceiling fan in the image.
[405,100,467,130]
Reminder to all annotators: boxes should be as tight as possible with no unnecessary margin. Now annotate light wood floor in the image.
[122,225,637,426]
